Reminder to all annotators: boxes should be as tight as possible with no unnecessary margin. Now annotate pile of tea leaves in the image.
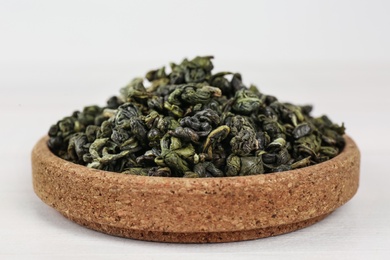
[48,56,345,177]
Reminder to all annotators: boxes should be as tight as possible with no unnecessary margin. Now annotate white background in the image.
[1,0,390,259]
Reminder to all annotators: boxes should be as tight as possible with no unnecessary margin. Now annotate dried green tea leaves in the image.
[48,56,345,177]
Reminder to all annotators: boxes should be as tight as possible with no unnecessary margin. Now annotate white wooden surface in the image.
[1,61,389,260]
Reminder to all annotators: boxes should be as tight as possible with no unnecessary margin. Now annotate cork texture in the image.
[32,135,360,243]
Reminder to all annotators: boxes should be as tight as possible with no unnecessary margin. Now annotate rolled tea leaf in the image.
[48,56,346,177]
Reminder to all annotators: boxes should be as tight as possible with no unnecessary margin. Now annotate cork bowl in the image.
[32,135,360,243]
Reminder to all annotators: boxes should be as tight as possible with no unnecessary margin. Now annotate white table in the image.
[1,61,389,259]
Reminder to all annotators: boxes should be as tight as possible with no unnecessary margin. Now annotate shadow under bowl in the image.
[31,135,360,243]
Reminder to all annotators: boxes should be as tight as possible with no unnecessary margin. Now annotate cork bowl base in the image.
[65,212,331,243]
[32,135,360,243]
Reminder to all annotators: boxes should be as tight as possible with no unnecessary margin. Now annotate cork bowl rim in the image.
[34,135,357,190]
[32,134,360,242]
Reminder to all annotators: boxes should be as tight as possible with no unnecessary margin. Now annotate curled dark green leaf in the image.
[48,56,345,178]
